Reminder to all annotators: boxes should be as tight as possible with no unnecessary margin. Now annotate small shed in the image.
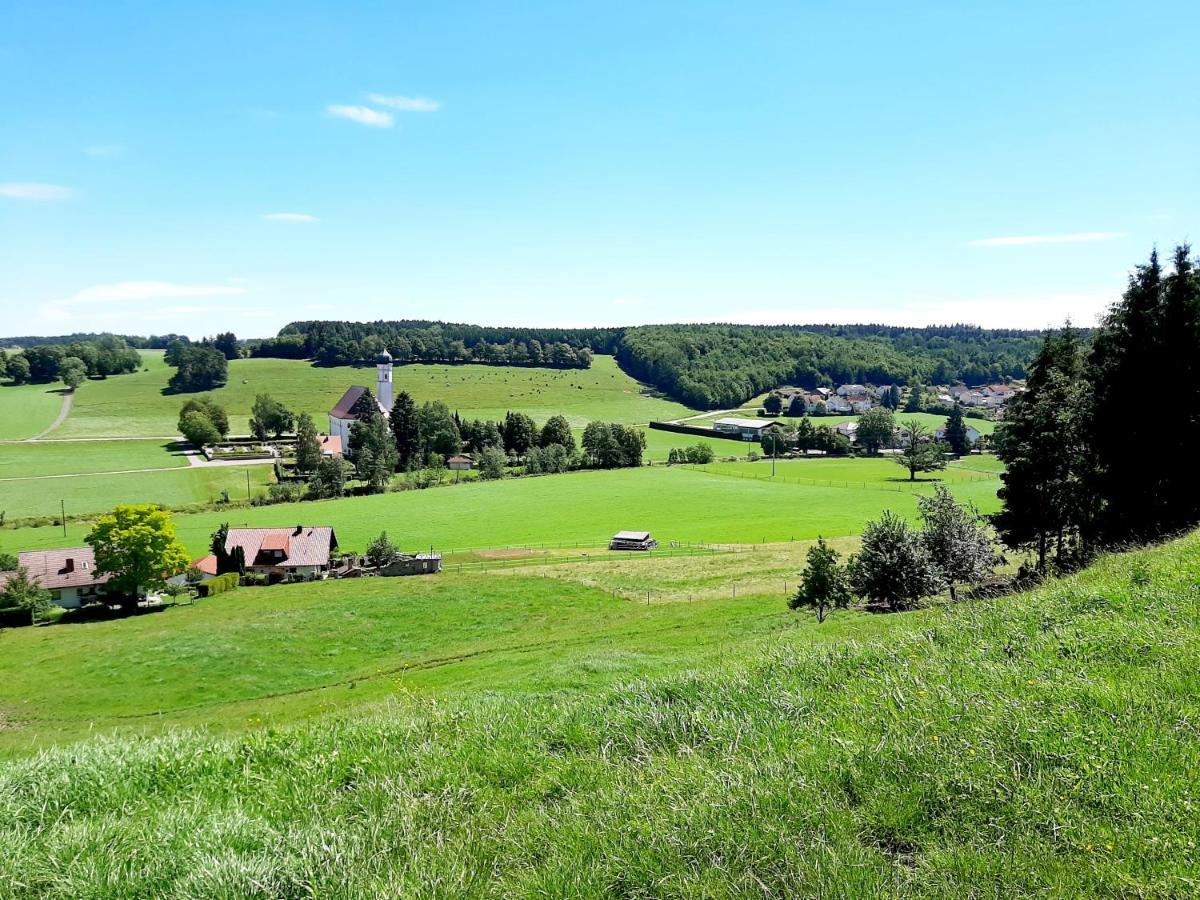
[609,531,658,551]
[380,553,443,576]
[447,455,474,471]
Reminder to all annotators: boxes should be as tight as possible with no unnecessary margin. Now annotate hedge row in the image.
[198,572,239,598]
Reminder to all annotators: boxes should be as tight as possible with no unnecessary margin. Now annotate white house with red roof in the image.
[0,548,111,608]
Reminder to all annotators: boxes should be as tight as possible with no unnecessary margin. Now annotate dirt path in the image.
[25,389,74,441]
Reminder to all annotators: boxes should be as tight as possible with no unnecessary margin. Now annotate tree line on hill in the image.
[994,244,1200,572]
[0,336,142,388]
[251,321,611,369]
[615,324,1041,409]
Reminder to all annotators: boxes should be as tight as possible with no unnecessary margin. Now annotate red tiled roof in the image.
[12,548,111,591]
[319,434,343,455]
[224,527,337,569]
[193,555,219,576]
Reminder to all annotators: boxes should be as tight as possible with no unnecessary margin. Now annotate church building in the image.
[328,351,395,449]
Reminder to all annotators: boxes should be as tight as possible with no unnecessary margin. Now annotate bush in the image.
[197,572,239,598]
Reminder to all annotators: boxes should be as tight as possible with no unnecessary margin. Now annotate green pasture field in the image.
[0,382,66,440]
[638,426,752,461]
[0,438,186,479]
[1,462,1002,557]
[0,530,1195,894]
[692,455,1002,488]
[0,464,276,521]
[50,352,697,439]
[0,537,892,753]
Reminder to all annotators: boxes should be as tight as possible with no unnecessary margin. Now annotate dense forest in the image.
[252,320,620,368]
[0,332,187,350]
[615,324,1044,408]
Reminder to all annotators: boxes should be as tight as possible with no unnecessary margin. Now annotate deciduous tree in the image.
[918,485,998,602]
[86,505,190,602]
[788,537,851,622]
[894,420,946,481]
[849,511,943,610]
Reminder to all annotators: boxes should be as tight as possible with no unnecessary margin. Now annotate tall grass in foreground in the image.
[1,535,1198,897]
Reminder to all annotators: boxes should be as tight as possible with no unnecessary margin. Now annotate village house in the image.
[836,384,868,397]
[318,434,343,458]
[0,548,111,608]
[825,395,853,414]
[447,454,473,471]
[219,526,339,582]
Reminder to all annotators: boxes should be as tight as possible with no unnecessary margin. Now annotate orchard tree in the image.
[893,420,946,481]
[849,511,943,610]
[86,505,190,603]
[788,537,851,622]
[856,406,895,455]
[918,485,998,602]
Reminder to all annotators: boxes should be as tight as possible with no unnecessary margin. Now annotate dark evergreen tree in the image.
[942,404,971,456]
[389,391,420,470]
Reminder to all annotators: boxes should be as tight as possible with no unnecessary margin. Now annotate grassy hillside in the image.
[0,533,1194,895]
[0,538,888,752]
[0,382,65,441]
[1,463,1001,557]
[50,353,696,439]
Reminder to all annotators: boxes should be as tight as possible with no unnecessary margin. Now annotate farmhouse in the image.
[447,455,473,471]
[609,531,658,551]
[0,548,111,609]
[220,526,339,581]
[328,351,395,448]
[712,417,782,440]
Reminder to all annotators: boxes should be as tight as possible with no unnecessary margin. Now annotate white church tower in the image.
[376,350,394,412]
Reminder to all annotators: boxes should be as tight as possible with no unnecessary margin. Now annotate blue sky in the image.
[1,1,1195,338]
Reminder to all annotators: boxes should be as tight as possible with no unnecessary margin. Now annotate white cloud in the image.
[327,104,394,128]
[263,212,319,223]
[969,232,1126,247]
[367,93,440,112]
[0,182,72,200]
[63,280,247,305]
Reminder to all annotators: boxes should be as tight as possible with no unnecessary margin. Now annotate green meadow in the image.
[0,438,186,479]
[0,531,1195,895]
[1,463,1002,557]
[0,382,66,441]
[49,352,696,439]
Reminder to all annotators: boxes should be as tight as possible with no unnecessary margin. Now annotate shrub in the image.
[197,572,239,598]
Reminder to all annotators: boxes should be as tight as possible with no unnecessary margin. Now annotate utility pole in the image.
[246,470,251,502]
[60,500,66,537]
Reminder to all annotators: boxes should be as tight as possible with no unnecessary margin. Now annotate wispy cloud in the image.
[327,104,394,128]
[57,280,247,306]
[0,182,73,200]
[969,232,1126,247]
[263,212,319,223]
[367,93,440,112]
